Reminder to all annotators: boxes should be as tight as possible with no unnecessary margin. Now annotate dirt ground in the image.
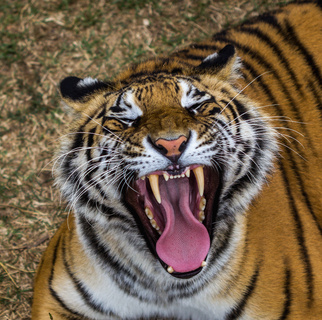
[0,0,292,318]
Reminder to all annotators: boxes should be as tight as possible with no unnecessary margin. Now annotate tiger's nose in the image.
[155,135,188,158]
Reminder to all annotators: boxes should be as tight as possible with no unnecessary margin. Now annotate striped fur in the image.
[32,2,322,319]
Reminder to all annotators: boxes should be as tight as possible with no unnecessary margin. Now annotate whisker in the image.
[218,71,272,117]
[82,113,124,143]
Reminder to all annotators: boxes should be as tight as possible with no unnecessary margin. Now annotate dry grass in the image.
[0,0,292,318]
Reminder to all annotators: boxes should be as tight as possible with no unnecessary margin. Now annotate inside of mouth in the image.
[135,167,210,274]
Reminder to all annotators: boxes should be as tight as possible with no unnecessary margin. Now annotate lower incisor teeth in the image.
[167,266,174,273]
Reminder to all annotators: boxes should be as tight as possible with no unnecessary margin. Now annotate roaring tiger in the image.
[32,1,322,319]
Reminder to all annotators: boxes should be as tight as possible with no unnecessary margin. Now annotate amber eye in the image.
[186,99,217,115]
[118,118,135,126]
[117,117,140,128]
[186,103,202,114]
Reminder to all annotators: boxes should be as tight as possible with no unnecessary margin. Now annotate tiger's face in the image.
[57,46,277,279]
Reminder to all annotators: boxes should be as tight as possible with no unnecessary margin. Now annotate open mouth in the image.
[126,165,220,278]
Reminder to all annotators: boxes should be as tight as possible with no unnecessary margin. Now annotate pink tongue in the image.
[156,178,210,273]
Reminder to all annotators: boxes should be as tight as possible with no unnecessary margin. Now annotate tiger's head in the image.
[57,45,277,279]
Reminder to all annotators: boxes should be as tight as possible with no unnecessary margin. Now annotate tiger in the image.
[32,1,322,319]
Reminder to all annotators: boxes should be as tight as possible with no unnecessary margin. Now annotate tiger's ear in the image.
[59,76,112,112]
[196,45,242,82]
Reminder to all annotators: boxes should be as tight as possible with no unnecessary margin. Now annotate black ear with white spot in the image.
[59,76,113,113]
[60,76,111,101]
[196,45,242,81]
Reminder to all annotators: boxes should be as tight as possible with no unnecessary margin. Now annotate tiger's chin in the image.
[127,165,220,279]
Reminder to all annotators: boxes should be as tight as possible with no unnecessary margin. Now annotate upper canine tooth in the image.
[193,166,204,196]
[149,174,161,204]
[163,173,169,181]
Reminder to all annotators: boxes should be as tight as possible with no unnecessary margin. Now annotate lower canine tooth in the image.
[193,166,204,196]
[167,266,174,273]
[201,261,207,267]
[149,174,161,204]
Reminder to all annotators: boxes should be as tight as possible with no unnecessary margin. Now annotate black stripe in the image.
[75,187,136,225]
[223,172,252,202]
[283,20,322,89]
[307,79,322,115]
[239,26,304,94]
[219,99,239,129]
[78,215,154,296]
[239,55,316,303]
[49,235,83,317]
[62,131,84,185]
[279,264,292,320]
[225,262,261,320]
[180,53,205,61]
[216,39,320,240]
[208,221,234,264]
[213,36,313,152]
[110,92,124,113]
[279,162,314,305]
[287,155,322,238]
[136,87,143,101]
[62,236,116,316]
[86,127,96,159]
[213,117,228,129]
[232,5,322,243]
[245,10,322,88]
[190,43,219,52]
[232,98,251,121]
[207,106,222,116]
[96,103,107,119]
[123,64,194,83]
[100,203,137,226]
